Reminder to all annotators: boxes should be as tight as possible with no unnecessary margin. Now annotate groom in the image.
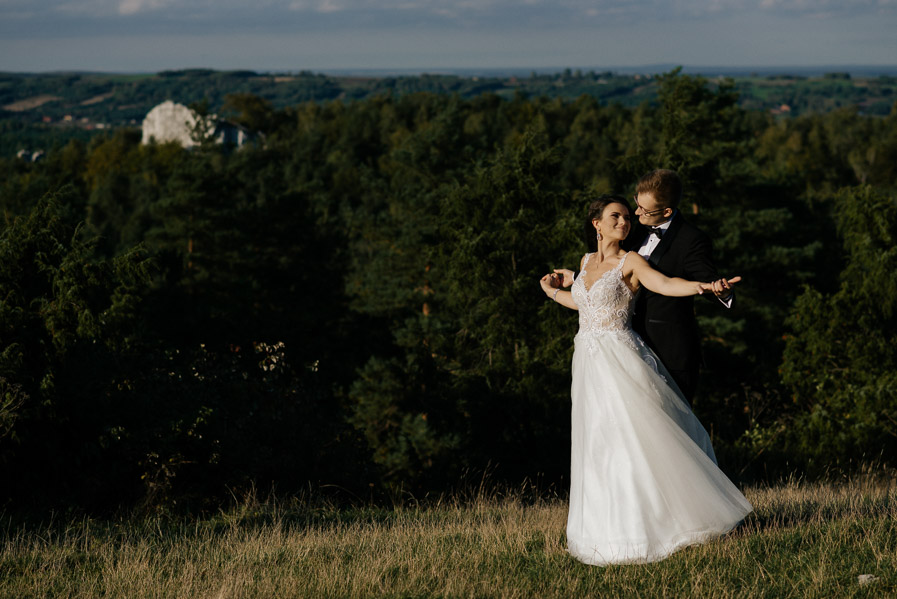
[625,169,732,401]
[558,169,732,401]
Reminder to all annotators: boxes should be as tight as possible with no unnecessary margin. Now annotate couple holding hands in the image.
[540,169,752,566]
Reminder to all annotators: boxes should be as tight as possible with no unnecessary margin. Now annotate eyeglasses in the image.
[633,195,667,217]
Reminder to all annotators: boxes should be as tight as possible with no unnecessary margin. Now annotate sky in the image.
[1,0,896,73]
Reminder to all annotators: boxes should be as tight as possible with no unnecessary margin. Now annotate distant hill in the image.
[2,68,895,156]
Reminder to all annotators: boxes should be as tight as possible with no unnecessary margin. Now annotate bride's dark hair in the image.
[584,194,629,252]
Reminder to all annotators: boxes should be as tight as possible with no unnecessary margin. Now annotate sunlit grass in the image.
[2,475,895,598]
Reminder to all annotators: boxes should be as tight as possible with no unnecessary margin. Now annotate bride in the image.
[540,195,752,566]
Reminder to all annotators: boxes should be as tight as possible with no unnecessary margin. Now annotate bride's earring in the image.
[596,229,602,242]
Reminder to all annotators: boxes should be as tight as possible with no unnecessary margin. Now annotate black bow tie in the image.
[648,226,664,239]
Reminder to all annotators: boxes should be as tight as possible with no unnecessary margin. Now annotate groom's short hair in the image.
[636,169,682,209]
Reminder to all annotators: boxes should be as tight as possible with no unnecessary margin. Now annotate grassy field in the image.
[2,475,895,598]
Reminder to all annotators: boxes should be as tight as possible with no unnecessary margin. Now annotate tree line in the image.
[0,70,895,512]
[3,68,897,159]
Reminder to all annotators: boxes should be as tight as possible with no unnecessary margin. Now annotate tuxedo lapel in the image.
[648,213,683,266]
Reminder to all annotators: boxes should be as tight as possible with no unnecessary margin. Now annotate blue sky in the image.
[1,0,895,73]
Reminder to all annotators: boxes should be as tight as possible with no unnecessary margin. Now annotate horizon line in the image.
[4,63,897,78]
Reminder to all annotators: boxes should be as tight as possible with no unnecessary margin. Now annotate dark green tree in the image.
[348,129,580,488]
[780,185,897,469]
[0,188,152,507]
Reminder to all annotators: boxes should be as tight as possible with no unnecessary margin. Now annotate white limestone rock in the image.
[141,100,213,148]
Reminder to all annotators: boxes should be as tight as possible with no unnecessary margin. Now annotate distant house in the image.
[214,120,251,147]
[141,100,250,148]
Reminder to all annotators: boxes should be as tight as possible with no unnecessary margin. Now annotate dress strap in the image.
[617,251,630,270]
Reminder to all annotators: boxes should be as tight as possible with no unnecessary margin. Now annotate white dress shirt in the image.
[637,217,674,259]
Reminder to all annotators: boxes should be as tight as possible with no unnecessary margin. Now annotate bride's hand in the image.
[700,276,742,296]
[540,274,556,296]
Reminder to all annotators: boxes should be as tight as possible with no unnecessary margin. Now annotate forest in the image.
[1,68,896,513]
[3,68,897,160]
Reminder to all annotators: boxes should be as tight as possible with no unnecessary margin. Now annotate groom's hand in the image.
[709,276,741,298]
[553,268,576,288]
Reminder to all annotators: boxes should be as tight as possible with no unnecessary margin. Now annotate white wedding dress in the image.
[566,252,752,566]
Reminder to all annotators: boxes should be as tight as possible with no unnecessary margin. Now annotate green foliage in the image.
[431,132,579,478]
[0,189,153,506]
[348,129,579,486]
[653,68,743,190]
[1,68,896,511]
[221,93,278,133]
[780,186,897,468]
[5,69,896,159]
[186,99,218,148]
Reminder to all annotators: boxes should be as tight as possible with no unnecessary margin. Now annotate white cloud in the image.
[118,0,170,15]
[756,0,894,14]
[316,0,342,12]
[2,0,896,64]
[7,0,896,25]
[51,0,114,16]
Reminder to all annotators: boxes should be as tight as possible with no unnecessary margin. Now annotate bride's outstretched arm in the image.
[540,274,579,310]
[628,253,741,297]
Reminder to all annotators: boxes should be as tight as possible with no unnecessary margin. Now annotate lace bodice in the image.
[572,252,635,335]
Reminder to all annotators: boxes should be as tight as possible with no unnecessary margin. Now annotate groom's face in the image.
[634,192,671,227]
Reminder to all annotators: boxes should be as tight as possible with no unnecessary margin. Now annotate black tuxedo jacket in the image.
[623,213,720,373]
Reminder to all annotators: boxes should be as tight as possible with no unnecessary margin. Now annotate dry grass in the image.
[2,475,895,598]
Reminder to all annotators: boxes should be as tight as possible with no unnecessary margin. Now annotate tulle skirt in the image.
[566,330,752,566]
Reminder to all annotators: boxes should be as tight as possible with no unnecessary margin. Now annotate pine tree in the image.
[0,188,152,506]
[780,185,897,468]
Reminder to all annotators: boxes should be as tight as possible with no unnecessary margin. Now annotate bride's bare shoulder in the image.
[622,251,648,274]
[624,251,647,265]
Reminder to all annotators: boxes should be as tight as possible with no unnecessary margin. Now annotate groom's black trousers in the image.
[668,367,699,404]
